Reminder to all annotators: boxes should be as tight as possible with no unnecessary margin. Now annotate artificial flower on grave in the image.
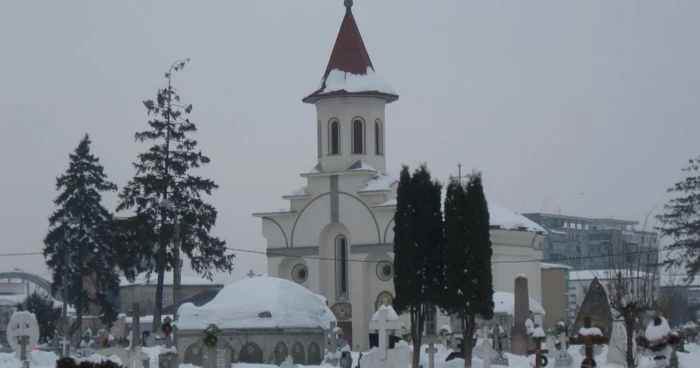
[202,324,221,348]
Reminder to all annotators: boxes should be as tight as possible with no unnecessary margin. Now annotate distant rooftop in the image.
[522,212,638,226]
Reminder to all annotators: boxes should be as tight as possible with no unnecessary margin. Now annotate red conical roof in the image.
[303,6,398,104]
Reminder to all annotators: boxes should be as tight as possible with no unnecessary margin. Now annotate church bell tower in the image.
[303,0,398,174]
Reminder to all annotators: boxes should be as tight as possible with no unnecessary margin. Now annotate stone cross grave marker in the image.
[369,307,403,360]
[327,321,338,355]
[554,333,573,368]
[6,311,40,366]
[527,330,549,368]
[570,317,608,368]
[247,269,256,278]
[511,275,530,356]
[425,342,437,368]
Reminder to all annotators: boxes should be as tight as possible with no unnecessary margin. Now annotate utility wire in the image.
[225,246,666,265]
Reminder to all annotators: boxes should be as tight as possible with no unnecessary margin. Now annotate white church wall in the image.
[379,212,395,244]
[337,195,383,244]
[306,176,331,197]
[315,97,387,173]
[358,192,388,206]
[318,222,351,301]
[291,195,332,246]
[261,217,290,248]
[338,174,376,194]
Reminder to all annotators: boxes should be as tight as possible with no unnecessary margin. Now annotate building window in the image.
[425,306,437,336]
[335,236,349,299]
[317,120,322,158]
[352,118,365,154]
[329,119,340,155]
[292,264,308,283]
[376,261,393,281]
[375,119,383,155]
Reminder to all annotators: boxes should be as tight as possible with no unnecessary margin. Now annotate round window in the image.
[376,261,393,281]
[292,264,308,283]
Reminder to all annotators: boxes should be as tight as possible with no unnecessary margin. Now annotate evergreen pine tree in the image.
[15,292,63,344]
[657,155,700,277]
[117,59,234,330]
[393,164,444,368]
[43,134,120,338]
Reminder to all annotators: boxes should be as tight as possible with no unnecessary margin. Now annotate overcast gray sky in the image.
[1,0,699,285]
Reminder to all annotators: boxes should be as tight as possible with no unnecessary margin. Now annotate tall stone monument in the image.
[511,275,529,355]
[572,278,613,341]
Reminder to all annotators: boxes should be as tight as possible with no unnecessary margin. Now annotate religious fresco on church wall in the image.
[331,302,352,321]
[238,342,263,364]
[183,343,203,366]
[375,291,394,310]
[273,341,288,365]
[308,342,323,365]
[291,341,306,364]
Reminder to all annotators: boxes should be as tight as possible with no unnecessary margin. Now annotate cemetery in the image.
[1,275,700,368]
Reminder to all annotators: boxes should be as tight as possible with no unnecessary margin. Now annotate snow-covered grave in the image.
[360,305,409,368]
[175,276,335,366]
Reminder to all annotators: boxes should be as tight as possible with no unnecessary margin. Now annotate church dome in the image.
[177,276,336,330]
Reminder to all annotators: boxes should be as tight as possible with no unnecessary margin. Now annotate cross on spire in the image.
[450,163,468,185]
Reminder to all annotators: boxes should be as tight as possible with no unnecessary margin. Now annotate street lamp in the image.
[160,199,182,323]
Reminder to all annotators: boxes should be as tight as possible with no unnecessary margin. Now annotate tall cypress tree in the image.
[443,173,493,368]
[393,164,443,368]
[43,134,120,338]
[117,59,234,330]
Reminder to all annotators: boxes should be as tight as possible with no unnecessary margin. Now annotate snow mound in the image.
[371,304,399,322]
[493,291,546,316]
[645,317,672,341]
[578,327,603,337]
[177,276,336,330]
[533,327,546,338]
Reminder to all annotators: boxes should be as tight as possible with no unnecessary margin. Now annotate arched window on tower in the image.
[375,119,383,155]
[352,118,365,154]
[335,235,349,299]
[329,119,340,155]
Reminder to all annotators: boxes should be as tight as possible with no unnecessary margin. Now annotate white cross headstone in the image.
[6,311,40,364]
[474,337,498,368]
[369,307,403,360]
[425,342,437,368]
[554,333,573,368]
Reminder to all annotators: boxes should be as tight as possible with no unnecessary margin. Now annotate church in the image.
[253,1,547,351]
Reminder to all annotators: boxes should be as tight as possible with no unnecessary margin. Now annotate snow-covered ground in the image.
[1,343,698,368]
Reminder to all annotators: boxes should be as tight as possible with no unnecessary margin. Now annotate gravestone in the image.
[291,341,306,364]
[553,333,573,368]
[274,341,289,365]
[573,278,613,341]
[339,350,353,368]
[527,329,549,368]
[570,317,608,368]
[326,321,339,365]
[6,312,40,368]
[511,275,530,356]
[158,318,178,368]
[368,307,403,361]
[425,342,437,368]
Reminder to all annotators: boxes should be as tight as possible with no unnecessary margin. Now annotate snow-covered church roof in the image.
[303,3,398,104]
[488,202,546,234]
[176,276,336,330]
